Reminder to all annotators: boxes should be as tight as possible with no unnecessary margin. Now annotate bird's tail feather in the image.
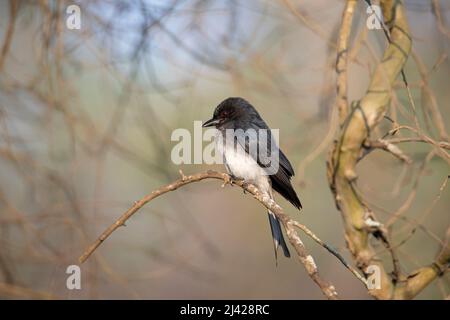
[268,210,290,260]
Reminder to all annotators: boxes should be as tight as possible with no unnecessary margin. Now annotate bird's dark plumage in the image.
[214,97,302,209]
[270,149,302,209]
[203,97,302,259]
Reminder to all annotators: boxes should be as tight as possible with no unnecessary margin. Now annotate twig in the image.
[282,0,337,50]
[432,0,450,39]
[383,137,450,150]
[386,150,435,227]
[290,220,367,286]
[412,51,449,141]
[388,125,450,165]
[0,0,18,71]
[364,139,413,164]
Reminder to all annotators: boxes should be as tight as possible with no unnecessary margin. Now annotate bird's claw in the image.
[222,175,247,189]
[222,174,233,188]
[241,181,250,194]
[231,178,249,193]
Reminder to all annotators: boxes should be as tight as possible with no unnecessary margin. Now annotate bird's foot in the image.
[232,179,249,194]
[221,174,232,188]
[241,181,250,194]
[222,174,248,194]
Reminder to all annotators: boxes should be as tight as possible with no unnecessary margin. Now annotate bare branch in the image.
[79,170,371,300]
[364,139,413,164]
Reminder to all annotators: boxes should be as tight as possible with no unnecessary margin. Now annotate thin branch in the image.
[336,0,357,125]
[79,170,370,299]
[388,125,450,165]
[386,150,435,228]
[282,0,337,50]
[432,0,450,39]
[290,220,367,285]
[383,137,450,150]
[412,51,449,141]
[0,0,18,71]
[364,139,413,164]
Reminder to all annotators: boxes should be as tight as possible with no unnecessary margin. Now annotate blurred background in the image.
[0,0,448,299]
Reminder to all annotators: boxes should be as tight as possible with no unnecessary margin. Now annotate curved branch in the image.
[79,170,368,300]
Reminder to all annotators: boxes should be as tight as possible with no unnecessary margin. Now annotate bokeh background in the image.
[0,0,449,299]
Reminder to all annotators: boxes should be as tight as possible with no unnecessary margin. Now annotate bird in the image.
[202,97,302,260]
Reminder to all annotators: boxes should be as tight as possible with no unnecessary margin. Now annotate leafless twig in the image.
[79,170,374,299]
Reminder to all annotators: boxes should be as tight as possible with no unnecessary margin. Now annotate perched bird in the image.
[203,97,301,260]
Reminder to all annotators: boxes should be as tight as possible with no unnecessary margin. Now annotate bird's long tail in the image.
[267,210,290,260]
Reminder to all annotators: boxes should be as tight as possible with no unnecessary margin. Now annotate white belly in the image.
[216,133,270,194]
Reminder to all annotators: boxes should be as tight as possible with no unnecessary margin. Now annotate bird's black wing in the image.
[233,121,302,209]
[270,149,302,209]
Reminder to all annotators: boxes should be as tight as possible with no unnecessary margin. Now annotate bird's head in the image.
[202,97,258,128]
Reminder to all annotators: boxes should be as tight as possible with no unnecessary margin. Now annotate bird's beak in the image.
[202,118,220,127]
